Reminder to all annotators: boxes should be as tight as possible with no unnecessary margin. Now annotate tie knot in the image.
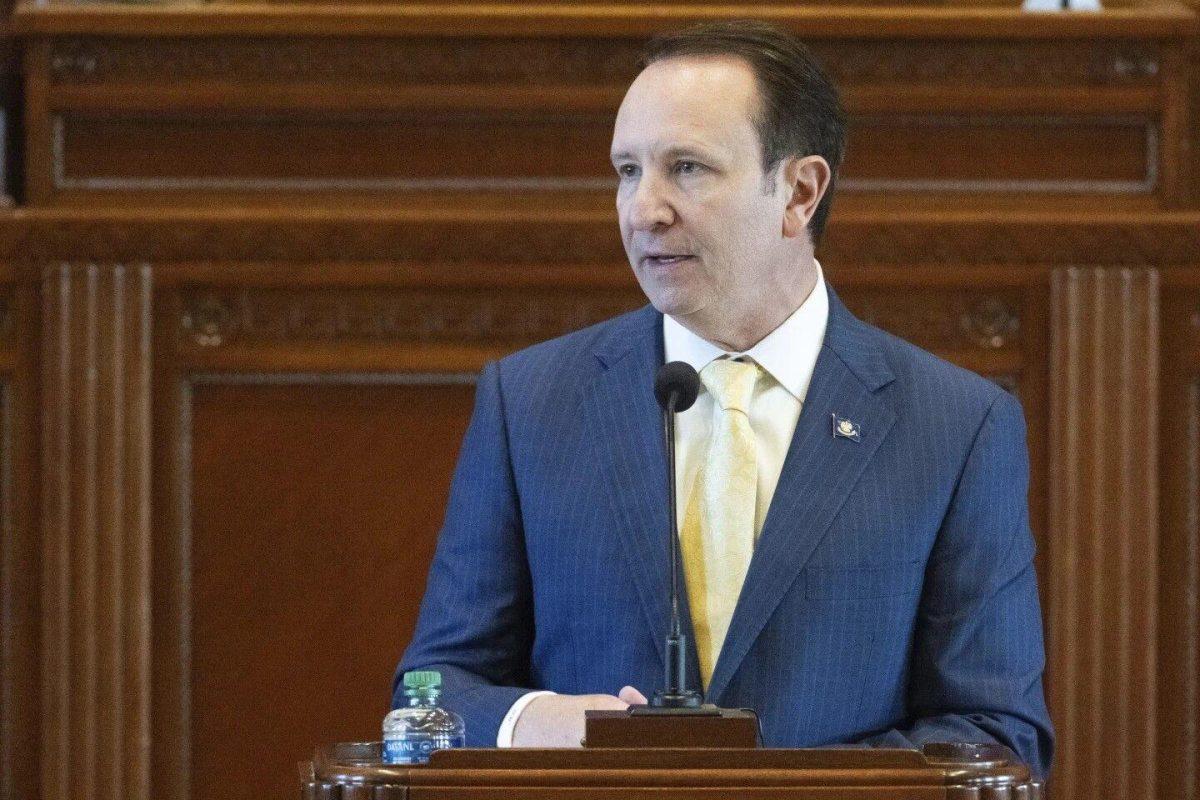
[701,358,760,414]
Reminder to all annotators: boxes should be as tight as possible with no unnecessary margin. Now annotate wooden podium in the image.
[300,741,1042,799]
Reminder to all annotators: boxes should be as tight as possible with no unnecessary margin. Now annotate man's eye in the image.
[674,161,704,175]
[616,164,639,179]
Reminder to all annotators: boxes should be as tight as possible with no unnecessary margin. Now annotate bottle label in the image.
[383,735,465,765]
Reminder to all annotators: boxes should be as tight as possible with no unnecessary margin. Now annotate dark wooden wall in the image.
[0,5,1197,800]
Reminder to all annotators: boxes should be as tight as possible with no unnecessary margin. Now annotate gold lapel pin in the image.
[832,414,862,442]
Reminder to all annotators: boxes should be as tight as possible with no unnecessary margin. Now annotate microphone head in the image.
[654,361,701,413]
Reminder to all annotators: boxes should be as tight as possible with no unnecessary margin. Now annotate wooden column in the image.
[1047,267,1160,800]
[40,262,151,800]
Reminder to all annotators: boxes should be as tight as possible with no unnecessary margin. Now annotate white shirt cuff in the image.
[496,690,556,747]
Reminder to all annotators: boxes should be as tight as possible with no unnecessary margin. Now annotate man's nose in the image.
[628,175,674,230]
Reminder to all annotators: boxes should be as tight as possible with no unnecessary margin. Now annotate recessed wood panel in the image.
[843,116,1153,191]
[0,380,31,800]
[1157,286,1200,800]
[0,283,40,800]
[57,112,615,191]
[187,379,474,800]
[53,111,1158,197]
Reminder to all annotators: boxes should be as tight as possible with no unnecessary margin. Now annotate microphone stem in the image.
[650,370,702,709]
[664,395,684,692]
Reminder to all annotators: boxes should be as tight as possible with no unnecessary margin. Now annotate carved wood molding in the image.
[1047,267,1159,800]
[815,40,1162,86]
[0,213,1198,266]
[177,287,644,349]
[822,219,1200,267]
[40,262,152,800]
[845,289,1023,351]
[47,36,641,86]
[44,36,1161,88]
[173,285,1027,354]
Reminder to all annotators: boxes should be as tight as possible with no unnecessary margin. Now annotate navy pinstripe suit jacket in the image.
[397,288,1054,777]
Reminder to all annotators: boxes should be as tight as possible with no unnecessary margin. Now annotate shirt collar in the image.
[662,261,829,402]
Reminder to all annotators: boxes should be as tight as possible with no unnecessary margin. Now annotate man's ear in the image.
[781,155,832,239]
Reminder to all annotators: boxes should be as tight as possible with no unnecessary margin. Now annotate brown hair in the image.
[640,21,847,246]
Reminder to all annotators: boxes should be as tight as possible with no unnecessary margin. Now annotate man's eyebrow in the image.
[663,145,714,161]
[610,145,716,163]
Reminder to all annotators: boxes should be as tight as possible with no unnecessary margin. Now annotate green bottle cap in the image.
[403,670,442,690]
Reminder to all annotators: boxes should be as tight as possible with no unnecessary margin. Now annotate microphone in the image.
[654,361,701,414]
[650,361,703,709]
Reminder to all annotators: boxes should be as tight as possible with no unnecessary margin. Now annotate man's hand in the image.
[511,686,648,747]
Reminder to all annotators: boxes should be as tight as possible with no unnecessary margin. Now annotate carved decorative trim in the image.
[176,286,1025,381]
[190,371,478,386]
[821,223,1200,267]
[3,216,1199,266]
[40,262,152,800]
[846,290,1022,352]
[1047,267,1159,800]
[49,37,642,86]
[178,288,645,347]
[813,41,1161,86]
[46,37,1159,88]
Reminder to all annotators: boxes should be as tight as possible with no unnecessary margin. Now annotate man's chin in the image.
[635,278,700,318]
[645,294,701,320]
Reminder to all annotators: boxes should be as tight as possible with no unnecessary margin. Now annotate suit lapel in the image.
[706,290,898,703]
[583,306,703,690]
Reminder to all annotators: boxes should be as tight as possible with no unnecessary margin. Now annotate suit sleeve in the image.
[394,359,535,746]
[854,390,1055,779]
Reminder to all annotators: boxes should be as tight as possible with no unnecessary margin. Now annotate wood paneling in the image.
[54,111,616,193]
[1158,278,1200,800]
[12,6,1195,209]
[9,3,1196,39]
[0,207,1185,800]
[0,281,38,800]
[185,379,474,800]
[38,263,151,800]
[49,111,1159,199]
[0,0,1194,798]
[844,116,1155,192]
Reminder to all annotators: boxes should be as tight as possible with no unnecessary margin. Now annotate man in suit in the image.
[396,20,1053,777]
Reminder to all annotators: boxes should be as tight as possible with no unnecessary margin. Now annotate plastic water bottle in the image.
[382,671,465,764]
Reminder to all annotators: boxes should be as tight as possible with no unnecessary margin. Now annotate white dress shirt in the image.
[496,264,830,745]
[666,264,829,538]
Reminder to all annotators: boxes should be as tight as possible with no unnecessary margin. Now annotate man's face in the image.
[610,56,805,344]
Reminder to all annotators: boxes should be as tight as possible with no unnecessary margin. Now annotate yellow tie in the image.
[680,358,760,688]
